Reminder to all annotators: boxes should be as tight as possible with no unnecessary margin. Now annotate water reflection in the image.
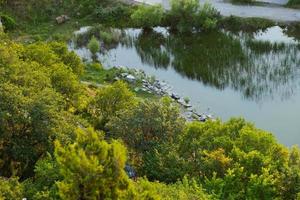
[119,27,300,102]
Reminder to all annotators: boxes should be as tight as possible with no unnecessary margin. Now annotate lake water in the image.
[71,26,300,146]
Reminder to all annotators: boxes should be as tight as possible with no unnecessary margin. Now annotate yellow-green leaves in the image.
[55,128,131,200]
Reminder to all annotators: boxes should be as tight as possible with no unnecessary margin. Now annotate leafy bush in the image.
[287,0,300,7]
[0,13,16,31]
[107,97,184,154]
[107,97,185,182]
[100,30,114,44]
[131,5,165,29]
[0,177,24,199]
[166,0,219,32]
[89,62,103,71]
[55,128,134,200]
[167,0,199,32]
[0,38,83,178]
[88,36,100,56]
[135,177,211,200]
[95,3,133,24]
[177,119,300,199]
[22,154,61,200]
[195,3,219,31]
[89,81,137,128]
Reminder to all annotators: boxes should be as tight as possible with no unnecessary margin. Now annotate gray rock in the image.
[199,115,207,122]
[125,74,136,83]
[171,93,180,100]
[183,103,192,108]
[187,107,193,112]
[121,73,129,77]
[114,77,120,81]
[56,15,70,24]
[177,98,185,105]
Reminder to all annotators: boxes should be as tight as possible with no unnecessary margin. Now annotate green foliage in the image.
[49,42,84,76]
[1,3,300,198]
[135,177,211,200]
[94,3,133,25]
[0,13,16,31]
[88,36,100,56]
[0,82,64,178]
[167,0,199,32]
[23,154,61,200]
[107,97,184,153]
[166,0,219,32]
[107,97,185,182]
[21,42,85,109]
[178,119,299,199]
[89,81,137,128]
[131,5,164,29]
[195,3,219,31]
[0,38,83,178]
[0,177,24,199]
[287,0,300,7]
[81,63,119,84]
[55,128,134,200]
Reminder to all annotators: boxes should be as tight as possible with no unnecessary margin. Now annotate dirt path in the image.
[136,0,300,22]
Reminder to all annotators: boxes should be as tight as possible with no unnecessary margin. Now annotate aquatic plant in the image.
[88,36,100,57]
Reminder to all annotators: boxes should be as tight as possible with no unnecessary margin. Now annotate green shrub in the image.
[287,0,300,7]
[195,2,219,31]
[0,13,16,31]
[131,5,165,29]
[135,177,212,199]
[89,62,103,70]
[95,3,133,24]
[100,31,113,44]
[166,0,219,32]
[0,177,24,199]
[88,36,100,55]
[167,0,199,32]
[55,128,133,200]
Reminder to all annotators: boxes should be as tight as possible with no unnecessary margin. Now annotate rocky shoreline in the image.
[114,66,214,122]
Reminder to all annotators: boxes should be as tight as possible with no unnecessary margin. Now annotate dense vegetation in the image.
[1,31,300,199]
[287,0,300,7]
[1,0,300,199]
